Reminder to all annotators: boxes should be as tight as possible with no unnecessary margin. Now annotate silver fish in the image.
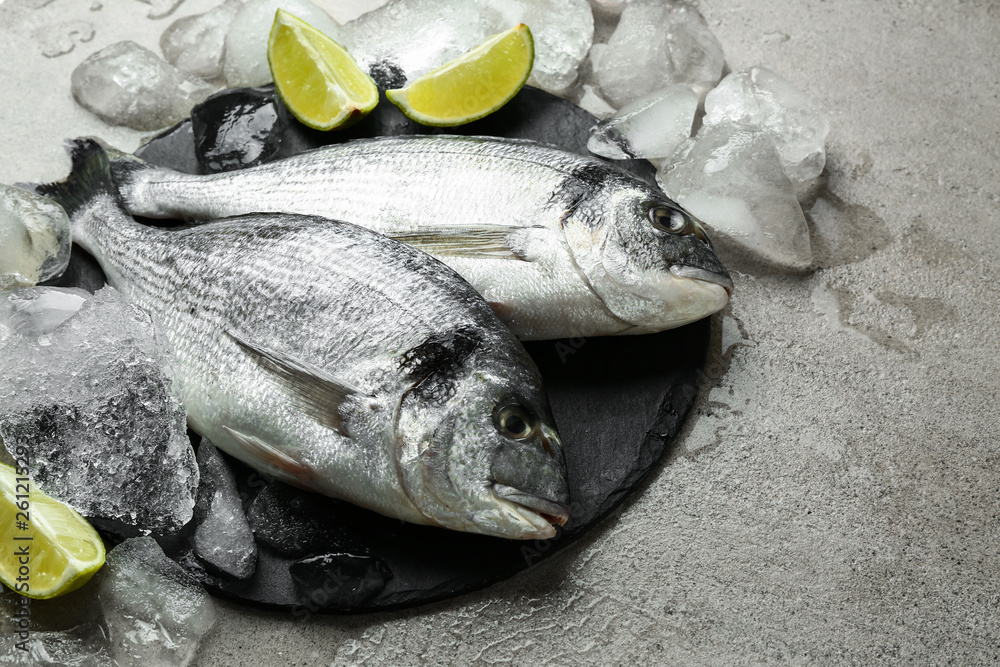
[110,135,732,340]
[39,139,569,540]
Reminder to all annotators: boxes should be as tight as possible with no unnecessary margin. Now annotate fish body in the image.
[40,140,569,540]
[111,135,732,340]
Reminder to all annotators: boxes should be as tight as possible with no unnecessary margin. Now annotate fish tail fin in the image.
[36,138,124,221]
[104,143,154,192]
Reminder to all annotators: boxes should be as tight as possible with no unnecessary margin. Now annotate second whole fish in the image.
[110,134,732,340]
[39,139,570,540]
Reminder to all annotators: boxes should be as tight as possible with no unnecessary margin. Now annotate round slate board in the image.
[53,86,709,612]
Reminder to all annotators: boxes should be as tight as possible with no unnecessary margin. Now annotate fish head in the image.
[394,328,569,540]
[563,174,733,333]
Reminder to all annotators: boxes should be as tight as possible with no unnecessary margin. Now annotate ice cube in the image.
[70,41,216,131]
[588,0,628,17]
[587,83,698,159]
[99,537,217,667]
[192,439,257,580]
[341,0,490,86]
[20,625,114,666]
[657,125,812,270]
[595,0,724,108]
[577,83,616,119]
[0,286,199,534]
[1,584,110,665]
[0,186,71,292]
[477,0,594,94]
[190,86,288,173]
[0,287,88,341]
[703,66,830,183]
[160,0,245,80]
[311,0,388,23]
[223,0,343,88]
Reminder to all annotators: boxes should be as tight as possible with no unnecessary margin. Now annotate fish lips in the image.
[493,483,570,528]
[670,264,734,295]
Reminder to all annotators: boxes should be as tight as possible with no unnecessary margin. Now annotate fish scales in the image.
[112,135,733,340]
[39,140,570,539]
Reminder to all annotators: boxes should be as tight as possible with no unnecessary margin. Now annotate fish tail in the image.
[36,138,125,221]
[104,144,154,192]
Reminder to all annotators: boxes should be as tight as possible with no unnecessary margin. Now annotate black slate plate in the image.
[55,86,708,612]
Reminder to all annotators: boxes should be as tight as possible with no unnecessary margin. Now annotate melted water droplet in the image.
[33,20,95,58]
[135,0,186,20]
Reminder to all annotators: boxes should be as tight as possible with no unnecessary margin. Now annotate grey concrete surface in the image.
[1,0,998,664]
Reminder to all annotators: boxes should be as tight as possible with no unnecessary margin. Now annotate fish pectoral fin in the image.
[226,330,370,437]
[221,426,316,484]
[385,225,528,261]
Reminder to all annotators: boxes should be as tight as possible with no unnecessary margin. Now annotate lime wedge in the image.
[268,9,379,130]
[386,24,534,127]
[0,463,106,599]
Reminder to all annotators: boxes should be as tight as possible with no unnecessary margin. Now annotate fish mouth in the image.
[670,265,734,295]
[493,484,570,528]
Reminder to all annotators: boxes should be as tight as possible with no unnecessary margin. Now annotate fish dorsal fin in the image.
[385,225,527,260]
[221,426,317,484]
[226,331,368,436]
[398,327,482,406]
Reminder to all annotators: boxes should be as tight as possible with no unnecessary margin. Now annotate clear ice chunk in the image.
[223,0,343,88]
[588,0,628,17]
[5,623,115,666]
[577,83,616,119]
[0,186,71,292]
[70,40,216,131]
[311,0,388,23]
[0,287,88,342]
[587,83,698,159]
[477,0,594,94]
[595,0,724,108]
[160,0,245,80]
[703,66,830,183]
[342,0,488,87]
[0,286,199,534]
[99,537,217,667]
[657,125,812,270]
[192,439,257,580]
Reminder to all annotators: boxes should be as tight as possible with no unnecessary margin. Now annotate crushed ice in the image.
[0,286,199,534]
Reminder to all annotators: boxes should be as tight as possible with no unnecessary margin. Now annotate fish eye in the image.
[494,404,538,441]
[648,205,691,235]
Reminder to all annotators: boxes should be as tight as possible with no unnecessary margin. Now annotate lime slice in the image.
[386,24,535,127]
[267,9,379,130]
[0,463,106,599]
